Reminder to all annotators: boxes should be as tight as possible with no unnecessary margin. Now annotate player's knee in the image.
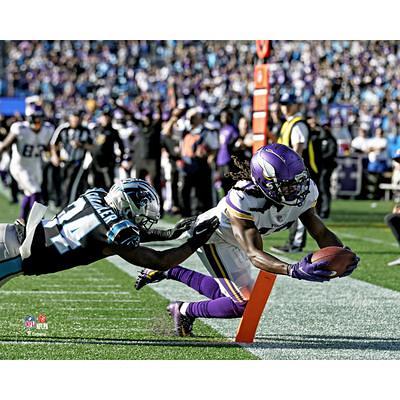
[232,300,248,317]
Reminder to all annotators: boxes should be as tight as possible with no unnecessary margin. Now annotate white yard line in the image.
[66,316,156,321]
[0,290,130,295]
[41,284,123,288]
[13,299,141,303]
[0,338,232,347]
[339,232,398,247]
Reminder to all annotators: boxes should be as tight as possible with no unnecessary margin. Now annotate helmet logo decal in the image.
[264,148,286,163]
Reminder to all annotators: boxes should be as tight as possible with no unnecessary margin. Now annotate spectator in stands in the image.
[351,128,369,154]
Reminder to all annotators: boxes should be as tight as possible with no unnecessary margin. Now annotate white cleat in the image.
[387,257,400,266]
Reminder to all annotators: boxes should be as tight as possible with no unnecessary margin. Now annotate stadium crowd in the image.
[1,40,400,217]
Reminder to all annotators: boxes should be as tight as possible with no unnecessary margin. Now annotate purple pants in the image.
[167,266,247,319]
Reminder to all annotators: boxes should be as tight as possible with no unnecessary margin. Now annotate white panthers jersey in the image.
[196,179,319,247]
[10,121,54,169]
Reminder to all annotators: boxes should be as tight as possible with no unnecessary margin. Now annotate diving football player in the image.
[0,178,219,288]
[136,144,359,336]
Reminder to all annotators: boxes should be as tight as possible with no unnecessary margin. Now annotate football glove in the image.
[139,216,197,242]
[187,216,219,250]
[288,253,332,282]
[168,216,197,240]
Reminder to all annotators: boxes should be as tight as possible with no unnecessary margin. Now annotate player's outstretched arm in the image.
[300,207,343,248]
[108,216,219,271]
[140,216,197,242]
[229,213,332,282]
[300,207,360,277]
[230,214,290,275]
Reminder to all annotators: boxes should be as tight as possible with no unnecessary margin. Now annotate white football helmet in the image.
[105,178,160,230]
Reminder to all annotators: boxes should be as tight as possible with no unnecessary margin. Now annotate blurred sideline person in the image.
[216,109,238,195]
[161,107,185,214]
[50,111,93,208]
[180,109,218,217]
[308,116,337,219]
[0,105,54,221]
[0,178,219,290]
[273,93,318,253]
[385,150,400,266]
[90,107,126,190]
[136,144,359,337]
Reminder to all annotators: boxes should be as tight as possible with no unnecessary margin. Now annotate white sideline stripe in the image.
[42,284,123,288]
[66,327,151,332]
[339,232,398,247]
[0,306,151,311]
[39,299,141,303]
[0,290,130,295]
[68,316,155,321]
[0,339,229,346]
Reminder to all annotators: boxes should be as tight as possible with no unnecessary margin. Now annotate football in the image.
[311,246,356,278]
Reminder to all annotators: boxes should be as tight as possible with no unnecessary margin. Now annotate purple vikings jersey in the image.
[22,188,140,275]
[195,179,318,247]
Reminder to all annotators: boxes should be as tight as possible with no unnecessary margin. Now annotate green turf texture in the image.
[0,194,256,359]
[0,191,398,359]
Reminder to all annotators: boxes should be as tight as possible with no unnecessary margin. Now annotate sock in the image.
[29,192,42,208]
[180,302,189,316]
[186,296,247,319]
[20,195,31,221]
[167,266,223,300]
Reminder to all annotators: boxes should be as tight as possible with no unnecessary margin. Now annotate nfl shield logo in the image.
[24,315,36,330]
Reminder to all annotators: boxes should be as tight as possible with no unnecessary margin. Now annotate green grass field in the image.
[0,190,398,359]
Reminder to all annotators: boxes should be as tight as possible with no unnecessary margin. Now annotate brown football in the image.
[311,246,356,278]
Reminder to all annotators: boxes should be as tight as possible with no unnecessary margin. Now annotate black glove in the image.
[139,216,197,243]
[187,216,220,250]
[168,216,197,240]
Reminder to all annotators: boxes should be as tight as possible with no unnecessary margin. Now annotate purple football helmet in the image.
[250,144,310,207]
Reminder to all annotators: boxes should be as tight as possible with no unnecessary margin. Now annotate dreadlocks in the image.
[225,156,264,199]
[225,156,252,182]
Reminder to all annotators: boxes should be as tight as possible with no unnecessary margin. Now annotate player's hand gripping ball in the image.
[311,246,359,278]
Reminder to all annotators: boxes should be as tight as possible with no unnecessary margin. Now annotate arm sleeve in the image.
[107,220,141,249]
[139,228,174,243]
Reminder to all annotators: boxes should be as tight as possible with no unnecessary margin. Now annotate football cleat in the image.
[167,302,195,337]
[135,268,166,290]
